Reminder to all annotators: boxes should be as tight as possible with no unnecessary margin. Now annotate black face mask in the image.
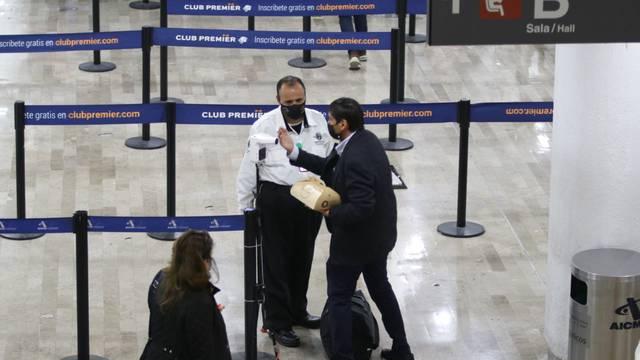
[328,123,341,140]
[282,103,305,121]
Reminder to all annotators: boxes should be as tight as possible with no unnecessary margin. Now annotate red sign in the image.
[479,0,522,20]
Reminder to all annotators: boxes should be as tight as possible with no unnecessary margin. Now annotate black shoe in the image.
[269,328,300,348]
[381,349,415,360]
[293,313,321,329]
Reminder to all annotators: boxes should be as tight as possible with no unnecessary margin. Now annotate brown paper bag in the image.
[290,178,341,212]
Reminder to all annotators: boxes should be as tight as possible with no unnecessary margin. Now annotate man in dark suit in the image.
[277,98,414,360]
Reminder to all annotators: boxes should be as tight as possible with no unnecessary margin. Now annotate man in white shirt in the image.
[236,76,334,347]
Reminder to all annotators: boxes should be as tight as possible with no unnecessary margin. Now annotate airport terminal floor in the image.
[0,1,554,359]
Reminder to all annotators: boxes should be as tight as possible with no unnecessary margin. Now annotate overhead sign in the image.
[428,0,640,45]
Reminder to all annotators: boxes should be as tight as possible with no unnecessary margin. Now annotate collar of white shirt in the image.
[335,131,356,156]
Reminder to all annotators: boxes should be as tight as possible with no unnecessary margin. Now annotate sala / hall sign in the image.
[428,0,640,45]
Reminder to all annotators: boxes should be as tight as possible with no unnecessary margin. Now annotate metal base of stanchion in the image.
[406,34,427,43]
[147,232,180,241]
[288,57,327,69]
[0,233,45,241]
[380,98,419,104]
[61,355,109,360]
[231,352,276,360]
[151,97,185,104]
[379,138,414,151]
[125,136,166,150]
[129,1,160,10]
[437,221,485,238]
[79,61,116,73]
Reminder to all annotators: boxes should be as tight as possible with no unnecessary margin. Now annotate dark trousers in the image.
[327,256,410,360]
[258,182,322,330]
[339,15,368,55]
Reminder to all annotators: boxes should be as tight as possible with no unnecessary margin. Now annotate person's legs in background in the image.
[353,15,368,62]
[339,15,361,70]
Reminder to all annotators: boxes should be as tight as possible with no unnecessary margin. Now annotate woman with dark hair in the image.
[140,230,232,360]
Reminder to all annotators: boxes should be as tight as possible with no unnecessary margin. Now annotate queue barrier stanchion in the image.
[126,26,167,150]
[79,0,116,73]
[148,102,179,241]
[153,0,185,105]
[406,14,427,44]
[235,209,275,360]
[61,211,109,360]
[0,101,44,240]
[437,100,485,238]
[288,16,327,69]
[130,0,160,10]
[248,16,255,31]
[379,29,416,151]
[380,0,416,151]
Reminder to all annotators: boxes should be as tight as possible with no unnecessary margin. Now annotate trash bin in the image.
[569,248,640,360]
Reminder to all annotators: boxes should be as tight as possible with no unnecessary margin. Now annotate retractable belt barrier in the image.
[24,104,165,125]
[169,0,395,16]
[152,27,391,50]
[86,215,244,232]
[0,217,73,233]
[471,102,554,123]
[14,101,554,128]
[167,0,425,17]
[175,102,458,125]
[0,30,141,53]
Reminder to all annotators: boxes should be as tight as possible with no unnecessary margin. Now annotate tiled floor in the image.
[0,1,554,359]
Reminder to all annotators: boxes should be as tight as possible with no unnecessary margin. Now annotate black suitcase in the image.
[320,290,380,360]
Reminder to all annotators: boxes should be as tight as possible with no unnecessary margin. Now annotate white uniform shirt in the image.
[236,106,334,210]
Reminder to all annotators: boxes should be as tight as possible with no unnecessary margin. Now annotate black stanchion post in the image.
[379,0,416,151]
[148,102,180,241]
[248,16,255,31]
[405,14,427,43]
[129,0,160,10]
[61,211,108,360]
[0,101,43,241]
[244,209,259,360]
[396,0,417,104]
[231,209,275,360]
[288,16,326,69]
[437,100,485,238]
[125,27,166,150]
[152,0,184,104]
[79,0,116,72]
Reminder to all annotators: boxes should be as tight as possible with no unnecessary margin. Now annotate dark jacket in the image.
[141,270,232,360]
[291,129,397,265]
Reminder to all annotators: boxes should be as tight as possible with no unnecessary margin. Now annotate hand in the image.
[217,303,225,312]
[277,128,294,154]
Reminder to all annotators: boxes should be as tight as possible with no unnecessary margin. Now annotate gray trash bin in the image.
[569,248,640,360]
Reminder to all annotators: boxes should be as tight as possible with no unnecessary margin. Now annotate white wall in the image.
[545,43,640,358]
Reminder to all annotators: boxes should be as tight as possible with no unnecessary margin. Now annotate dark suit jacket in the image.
[141,270,232,360]
[291,129,397,265]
